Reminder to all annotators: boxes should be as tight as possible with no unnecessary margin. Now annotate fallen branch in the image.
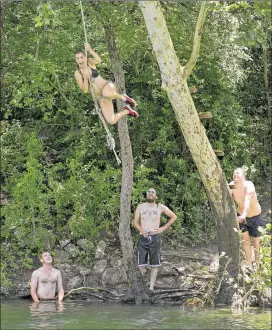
[151,288,196,295]
[83,292,115,302]
[63,287,123,299]
[152,291,199,301]
[186,274,214,279]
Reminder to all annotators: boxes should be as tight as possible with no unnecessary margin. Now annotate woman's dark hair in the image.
[75,49,85,55]
[75,50,87,71]
[75,49,86,71]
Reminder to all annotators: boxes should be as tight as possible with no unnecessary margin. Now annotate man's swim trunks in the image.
[238,214,264,237]
[137,234,161,267]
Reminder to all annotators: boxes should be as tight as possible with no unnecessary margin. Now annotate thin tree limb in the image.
[183,2,208,79]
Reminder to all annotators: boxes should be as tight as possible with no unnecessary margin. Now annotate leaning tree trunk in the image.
[103,21,148,303]
[139,1,240,304]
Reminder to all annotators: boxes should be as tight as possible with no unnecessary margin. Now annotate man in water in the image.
[229,168,264,270]
[30,251,64,303]
[134,188,177,290]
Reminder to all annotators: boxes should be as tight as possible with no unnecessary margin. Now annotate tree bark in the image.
[139,1,240,304]
[103,21,147,303]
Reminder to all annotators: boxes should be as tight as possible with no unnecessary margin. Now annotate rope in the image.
[79,1,121,165]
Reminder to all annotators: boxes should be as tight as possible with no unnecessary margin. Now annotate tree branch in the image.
[63,286,123,299]
[183,2,208,79]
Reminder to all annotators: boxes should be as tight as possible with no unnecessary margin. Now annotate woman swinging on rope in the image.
[74,43,139,125]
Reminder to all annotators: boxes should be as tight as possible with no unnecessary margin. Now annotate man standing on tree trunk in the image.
[229,168,264,271]
[134,188,177,290]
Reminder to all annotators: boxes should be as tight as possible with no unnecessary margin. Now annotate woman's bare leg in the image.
[101,83,136,107]
[99,98,128,125]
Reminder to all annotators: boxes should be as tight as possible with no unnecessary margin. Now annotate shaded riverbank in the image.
[2,239,271,308]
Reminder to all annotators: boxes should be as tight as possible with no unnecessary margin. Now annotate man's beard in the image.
[146,197,156,203]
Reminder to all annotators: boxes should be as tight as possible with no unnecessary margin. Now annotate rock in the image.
[77,239,94,251]
[185,297,204,307]
[77,266,92,277]
[159,262,176,276]
[1,287,8,296]
[102,268,127,286]
[53,249,70,264]
[176,276,195,289]
[64,244,80,257]
[209,256,219,273]
[95,241,107,259]
[59,239,71,249]
[84,273,101,288]
[155,277,177,288]
[110,258,123,268]
[117,259,123,267]
[94,259,107,273]
[66,276,83,291]
[54,263,72,273]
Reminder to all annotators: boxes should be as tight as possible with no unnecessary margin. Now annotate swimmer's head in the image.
[146,188,158,203]
[40,251,53,264]
[233,167,246,182]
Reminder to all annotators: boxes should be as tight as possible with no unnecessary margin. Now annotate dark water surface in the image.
[1,300,271,329]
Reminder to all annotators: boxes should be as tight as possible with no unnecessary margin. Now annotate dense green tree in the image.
[1,1,270,296]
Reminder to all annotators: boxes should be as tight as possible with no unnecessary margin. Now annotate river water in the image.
[1,300,271,329]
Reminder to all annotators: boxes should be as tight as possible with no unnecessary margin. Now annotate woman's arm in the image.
[74,71,89,93]
[85,43,101,65]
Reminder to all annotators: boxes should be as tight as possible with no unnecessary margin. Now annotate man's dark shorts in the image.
[239,214,264,237]
[137,234,161,267]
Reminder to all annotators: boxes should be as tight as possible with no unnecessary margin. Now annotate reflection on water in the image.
[1,300,271,329]
[28,301,65,329]
[29,301,65,315]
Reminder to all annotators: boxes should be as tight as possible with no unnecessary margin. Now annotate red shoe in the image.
[123,94,136,108]
[124,105,139,118]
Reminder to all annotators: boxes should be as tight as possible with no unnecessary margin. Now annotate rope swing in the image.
[79,1,121,165]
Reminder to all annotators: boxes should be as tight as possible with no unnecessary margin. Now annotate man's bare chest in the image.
[39,272,57,284]
[141,205,162,221]
[233,190,245,203]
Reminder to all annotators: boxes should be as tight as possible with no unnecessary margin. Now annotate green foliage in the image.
[258,224,272,288]
[1,0,270,283]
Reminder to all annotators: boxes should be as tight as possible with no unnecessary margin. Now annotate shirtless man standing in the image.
[229,168,264,269]
[30,251,64,303]
[134,188,177,290]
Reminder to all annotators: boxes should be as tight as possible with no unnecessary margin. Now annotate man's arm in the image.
[57,270,64,303]
[238,182,255,221]
[30,271,40,303]
[156,205,177,234]
[228,180,235,194]
[133,205,147,237]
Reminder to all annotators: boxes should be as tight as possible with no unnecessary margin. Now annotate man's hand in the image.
[237,215,246,224]
[142,230,149,238]
[151,228,163,235]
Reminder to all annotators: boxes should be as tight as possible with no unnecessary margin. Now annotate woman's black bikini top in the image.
[78,65,99,82]
[90,66,99,78]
